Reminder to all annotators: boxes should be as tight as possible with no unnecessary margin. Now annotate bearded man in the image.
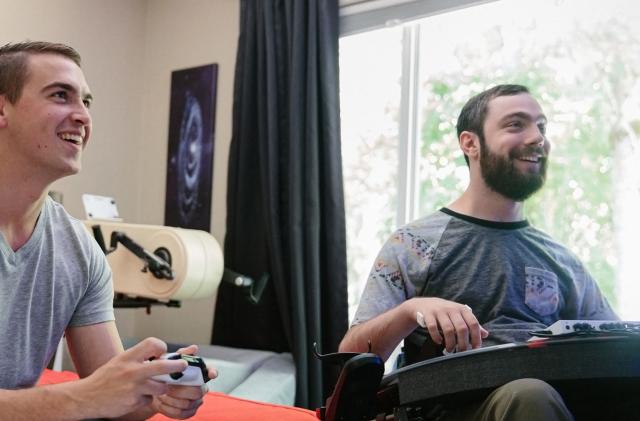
[339,84,617,421]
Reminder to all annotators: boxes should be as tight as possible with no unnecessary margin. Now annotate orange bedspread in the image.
[38,369,317,420]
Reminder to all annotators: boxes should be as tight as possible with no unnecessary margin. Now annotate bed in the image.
[161,341,297,406]
[38,369,316,421]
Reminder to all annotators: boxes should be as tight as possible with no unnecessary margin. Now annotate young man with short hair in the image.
[0,41,216,420]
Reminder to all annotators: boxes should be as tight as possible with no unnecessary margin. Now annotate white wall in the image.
[1,0,239,345]
[130,0,239,345]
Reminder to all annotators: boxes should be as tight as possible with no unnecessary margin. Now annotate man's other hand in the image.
[408,297,489,353]
[152,344,218,419]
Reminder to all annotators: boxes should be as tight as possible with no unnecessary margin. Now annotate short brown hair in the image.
[0,41,82,104]
[456,84,530,166]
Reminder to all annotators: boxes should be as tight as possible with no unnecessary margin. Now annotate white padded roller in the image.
[83,221,224,301]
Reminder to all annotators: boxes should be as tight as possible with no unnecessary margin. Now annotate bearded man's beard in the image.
[479,135,548,201]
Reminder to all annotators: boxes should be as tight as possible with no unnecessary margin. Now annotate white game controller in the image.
[151,353,210,386]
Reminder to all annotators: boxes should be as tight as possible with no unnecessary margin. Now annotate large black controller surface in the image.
[151,353,210,386]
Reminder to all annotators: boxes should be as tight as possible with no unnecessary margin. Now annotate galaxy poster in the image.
[164,64,218,231]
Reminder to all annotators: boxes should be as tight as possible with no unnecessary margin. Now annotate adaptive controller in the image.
[151,353,210,386]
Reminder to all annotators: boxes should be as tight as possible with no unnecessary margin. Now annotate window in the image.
[340,0,640,321]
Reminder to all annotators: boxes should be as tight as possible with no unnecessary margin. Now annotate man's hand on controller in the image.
[152,344,219,420]
[78,337,190,419]
[407,297,489,353]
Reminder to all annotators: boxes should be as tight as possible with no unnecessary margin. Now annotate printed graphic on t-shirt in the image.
[373,229,435,292]
[374,260,405,291]
[524,266,559,316]
[392,229,434,260]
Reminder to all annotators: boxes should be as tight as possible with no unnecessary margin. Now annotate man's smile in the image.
[58,131,84,146]
[517,155,543,163]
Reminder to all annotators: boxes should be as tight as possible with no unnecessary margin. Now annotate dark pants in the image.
[444,379,573,421]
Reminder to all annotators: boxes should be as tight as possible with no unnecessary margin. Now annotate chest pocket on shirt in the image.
[524,266,559,316]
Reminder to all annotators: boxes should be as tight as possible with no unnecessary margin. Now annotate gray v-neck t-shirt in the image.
[0,197,114,388]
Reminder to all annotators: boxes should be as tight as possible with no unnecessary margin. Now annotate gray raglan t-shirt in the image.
[0,197,114,388]
[353,208,617,347]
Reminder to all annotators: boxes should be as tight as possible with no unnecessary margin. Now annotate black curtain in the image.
[212,0,348,409]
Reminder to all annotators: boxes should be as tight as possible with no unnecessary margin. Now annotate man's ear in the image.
[459,131,480,162]
[0,95,8,129]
